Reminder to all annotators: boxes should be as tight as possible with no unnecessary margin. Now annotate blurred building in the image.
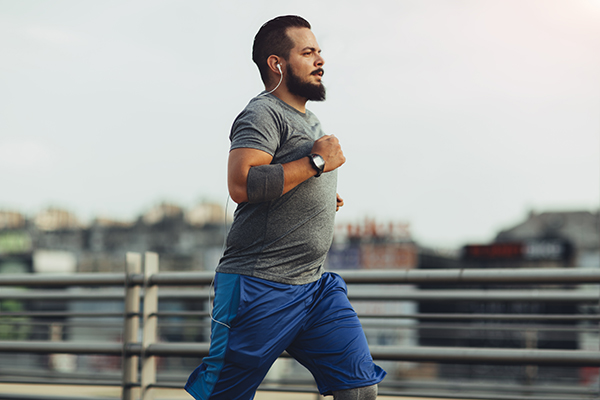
[327,218,417,270]
[0,210,33,275]
[0,202,231,275]
[418,208,600,385]
[34,207,80,231]
[142,202,184,225]
[495,209,600,269]
[185,202,227,226]
[0,210,26,230]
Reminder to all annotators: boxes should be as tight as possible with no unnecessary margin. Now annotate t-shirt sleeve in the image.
[230,101,281,156]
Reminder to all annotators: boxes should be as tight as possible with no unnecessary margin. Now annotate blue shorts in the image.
[185,272,386,399]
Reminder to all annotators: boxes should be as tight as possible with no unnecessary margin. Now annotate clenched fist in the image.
[311,135,346,173]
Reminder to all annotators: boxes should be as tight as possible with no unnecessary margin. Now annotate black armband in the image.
[247,164,284,203]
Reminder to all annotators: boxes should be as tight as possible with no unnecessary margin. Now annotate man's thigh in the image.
[287,273,386,395]
[186,273,311,400]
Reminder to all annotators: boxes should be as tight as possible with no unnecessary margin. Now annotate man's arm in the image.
[228,134,346,204]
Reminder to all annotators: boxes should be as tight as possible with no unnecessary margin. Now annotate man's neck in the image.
[271,87,307,114]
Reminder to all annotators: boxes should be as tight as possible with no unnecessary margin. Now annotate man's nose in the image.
[316,54,325,67]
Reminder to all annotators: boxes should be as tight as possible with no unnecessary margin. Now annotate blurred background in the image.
[0,0,599,399]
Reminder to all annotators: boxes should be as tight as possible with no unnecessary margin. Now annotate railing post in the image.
[141,252,159,400]
[122,252,141,400]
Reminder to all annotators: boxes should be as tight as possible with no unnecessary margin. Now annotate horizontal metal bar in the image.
[141,342,209,357]
[155,288,600,302]
[0,271,213,287]
[0,311,210,318]
[147,271,214,286]
[2,287,598,302]
[359,313,600,321]
[384,378,595,395]
[0,394,117,400]
[0,289,126,301]
[150,268,600,285]
[264,378,596,397]
[153,311,600,321]
[411,322,597,333]
[373,389,590,400]
[2,310,598,322]
[0,321,126,329]
[0,377,121,387]
[0,319,593,335]
[257,385,593,400]
[0,311,127,318]
[348,289,600,302]
[146,343,600,366]
[0,289,210,301]
[369,345,600,366]
[1,268,600,288]
[0,341,123,355]
[0,273,130,287]
[338,268,600,284]
[0,368,121,383]
[154,311,210,317]
[157,287,598,302]
[0,311,208,318]
[2,341,599,366]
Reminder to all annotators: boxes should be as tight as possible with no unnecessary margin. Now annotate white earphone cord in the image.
[259,64,283,97]
[210,64,281,327]
[208,195,232,329]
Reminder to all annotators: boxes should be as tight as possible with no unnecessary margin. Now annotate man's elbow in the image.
[229,185,248,204]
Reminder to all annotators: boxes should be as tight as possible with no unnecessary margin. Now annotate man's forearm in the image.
[281,156,318,195]
[245,157,317,203]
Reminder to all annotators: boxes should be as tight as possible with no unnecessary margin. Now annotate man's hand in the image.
[336,193,344,212]
[311,135,345,173]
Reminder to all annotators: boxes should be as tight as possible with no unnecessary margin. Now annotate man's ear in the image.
[266,55,283,75]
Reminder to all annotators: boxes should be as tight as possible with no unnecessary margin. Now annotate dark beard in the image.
[286,64,326,101]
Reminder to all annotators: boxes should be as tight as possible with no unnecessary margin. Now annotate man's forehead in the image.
[287,27,320,51]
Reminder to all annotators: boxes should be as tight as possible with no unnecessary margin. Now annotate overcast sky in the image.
[1,0,599,248]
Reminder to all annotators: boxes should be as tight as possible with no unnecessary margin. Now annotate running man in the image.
[185,15,386,400]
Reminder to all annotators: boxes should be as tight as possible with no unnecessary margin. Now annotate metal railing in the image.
[1,252,600,400]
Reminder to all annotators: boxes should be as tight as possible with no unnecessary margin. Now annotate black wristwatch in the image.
[308,153,325,177]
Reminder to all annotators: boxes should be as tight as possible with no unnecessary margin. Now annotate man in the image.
[185,15,386,400]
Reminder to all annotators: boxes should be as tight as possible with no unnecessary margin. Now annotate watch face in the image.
[313,154,325,170]
[309,153,325,177]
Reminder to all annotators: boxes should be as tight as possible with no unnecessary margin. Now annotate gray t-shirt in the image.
[216,93,338,285]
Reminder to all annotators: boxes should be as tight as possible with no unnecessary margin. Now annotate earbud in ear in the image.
[276,63,282,73]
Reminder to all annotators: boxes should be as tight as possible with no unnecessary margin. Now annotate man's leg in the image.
[286,273,386,396]
[186,273,289,399]
[186,273,318,399]
[333,384,378,400]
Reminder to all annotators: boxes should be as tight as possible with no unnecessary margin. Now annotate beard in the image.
[286,64,326,102]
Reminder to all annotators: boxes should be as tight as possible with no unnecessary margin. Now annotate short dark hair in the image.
[252,15,311,84]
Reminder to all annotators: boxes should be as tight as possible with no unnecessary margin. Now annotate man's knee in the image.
[332,384,378,400]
